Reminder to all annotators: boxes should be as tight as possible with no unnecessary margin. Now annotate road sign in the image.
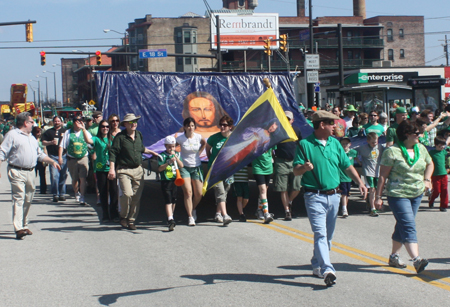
[305,54,320,69]
[307,71,319,83]
[139,49,167,59]
[314,82,320,92]
[88,100,96,105]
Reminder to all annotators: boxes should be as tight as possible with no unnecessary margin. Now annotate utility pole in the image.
[216,15,222,73]
[307,0,315,108]
[446,35,449,66]
[338,24,344,109]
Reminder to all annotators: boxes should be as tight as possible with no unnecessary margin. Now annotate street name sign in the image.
[139,49,167,59]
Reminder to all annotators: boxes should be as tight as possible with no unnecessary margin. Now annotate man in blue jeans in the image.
[294,110,367,287]
[42,116,68,202]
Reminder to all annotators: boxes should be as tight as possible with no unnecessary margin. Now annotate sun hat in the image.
[120,113,141,126]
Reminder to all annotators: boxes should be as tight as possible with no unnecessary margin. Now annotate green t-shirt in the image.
[207,132,228,169]
[419,131,429,146]
[363,123,385,137]
[88,123,99,139]
[386,122,399,143]
[429,149,447,176]
[294,133,352,190]
[158,151,182,181]
[380,144,432,198]
[92,136,111,172]
[340,149,358,182]
[252,147,276,175]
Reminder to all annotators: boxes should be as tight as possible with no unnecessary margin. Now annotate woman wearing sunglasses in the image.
[83,119,119,223]
[375,121,434,273]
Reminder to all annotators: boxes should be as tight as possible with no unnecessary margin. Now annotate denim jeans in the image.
[387,194,423,244]
[49,154,68,197]
[304,192,341,275]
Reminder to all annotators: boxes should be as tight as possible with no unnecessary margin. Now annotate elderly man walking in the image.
[108,114,159,230]
[0,112,61,240]
[294,110,367,286]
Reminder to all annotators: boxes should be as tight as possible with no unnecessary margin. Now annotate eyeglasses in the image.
[220,123,229,127]
[111,119,120,122]
[93,116,101,119]
[369,114,378,117]
[127,121,138,124]
[100,125,109,129]
[322,120,335,125]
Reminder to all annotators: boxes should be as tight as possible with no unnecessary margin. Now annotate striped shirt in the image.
[234,167,249,183]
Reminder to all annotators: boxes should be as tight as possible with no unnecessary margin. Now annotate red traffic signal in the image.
[40,51,46,66]
[95,51,102,65]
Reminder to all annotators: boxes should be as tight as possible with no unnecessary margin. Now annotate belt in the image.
[304,187,342,195]
[9,164,34,171]
[275,156,293,162]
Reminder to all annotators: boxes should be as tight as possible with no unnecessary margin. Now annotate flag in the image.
[202,87,298,194]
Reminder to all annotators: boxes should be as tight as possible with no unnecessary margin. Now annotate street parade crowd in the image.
[2,102,450,286]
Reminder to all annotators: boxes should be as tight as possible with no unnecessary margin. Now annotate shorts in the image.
[339,182,351,196]
[366,176,378,188]
[179,166,203,181]
[233,182,249,199]
[213,181,231,204]
[161,180,177,204]
[254,174,271,186]
[67,156,89,183]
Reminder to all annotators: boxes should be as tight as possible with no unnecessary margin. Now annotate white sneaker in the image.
[192,209,197,222]
[312,267,323,278]
[223,215,232,226]
[342,209,348,217]
[263,212,273,224]
[214,213,223,223]
[188,217,196,226]
[255,209,264,220]
[75,192,81,202]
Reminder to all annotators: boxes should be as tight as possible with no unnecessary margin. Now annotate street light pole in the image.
[52,64,64,107]
[30,79,43,120]
[44,70,57,107]
[104,29,129,71]
[37,75,48,105]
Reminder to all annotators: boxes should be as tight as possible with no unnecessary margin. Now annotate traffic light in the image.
[279,34,288,52]
[264,39,272,56]
[26,23,33,43]
[96,51,102,65]
[40,51,46,66]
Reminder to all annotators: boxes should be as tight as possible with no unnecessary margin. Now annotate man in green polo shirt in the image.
[386,107,408,147]
[293,110,367,287]
[363,111,385,137]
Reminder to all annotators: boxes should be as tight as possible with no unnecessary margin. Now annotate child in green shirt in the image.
[339,137,358,217]
[428,136,448,211]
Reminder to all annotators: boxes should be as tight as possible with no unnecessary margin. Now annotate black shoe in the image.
[324,272,336,287]
[168,219,176,231]
[58,196,66,201]
[102,219,110,224]
[52,196,59,202]
[285,211,292,221]
[429,203,434,208]
[239,214,247,222]
[440,208,447,212]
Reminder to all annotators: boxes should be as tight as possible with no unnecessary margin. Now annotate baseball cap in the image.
[164,135,176,145]
[285,111,293,120]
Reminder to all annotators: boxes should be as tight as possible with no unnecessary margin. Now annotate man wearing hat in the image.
[108,113,159,230]
[305,108,314,127]
[273,110,303,221]
[343,105,358,134]
[59,115,93,206]
[293,110,367,286]
[386,107,408,147]
[88,111,103,137]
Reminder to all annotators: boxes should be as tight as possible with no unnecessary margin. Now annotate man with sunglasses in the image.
[293,110,367,286]
[362,111,385,137]
[88,111,103,137]
[108,113,159,230]
[0,112,61,240]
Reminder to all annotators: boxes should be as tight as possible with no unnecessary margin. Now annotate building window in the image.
[185,54,191,65]
[192,31,197,43]
[177,58,183,65]
[347,50,353,59]
[347,31,352,41]
[176,32,182,43]
[388,49,394,61]
[184,31,191,43]
[387,29,393,42]
[399,29,404,38]
[400,49,405,58]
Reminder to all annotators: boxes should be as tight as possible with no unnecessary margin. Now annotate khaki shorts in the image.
[67,156,89,183]
[273,158,302,192]
[179,166,203,181]
[213,181,231,204]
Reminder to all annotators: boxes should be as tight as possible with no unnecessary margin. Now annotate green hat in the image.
[346,105,358,112]
[395,107,407,114]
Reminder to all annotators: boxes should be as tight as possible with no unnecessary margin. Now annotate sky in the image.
[0,0,449,102]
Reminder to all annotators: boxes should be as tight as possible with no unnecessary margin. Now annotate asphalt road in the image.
[1,162,450,306]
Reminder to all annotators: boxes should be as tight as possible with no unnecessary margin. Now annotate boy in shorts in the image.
[158,136,184,231]
[233,166,250,222]
[428,136,449,212]
[356,132,384,217]
[339,137,358,217]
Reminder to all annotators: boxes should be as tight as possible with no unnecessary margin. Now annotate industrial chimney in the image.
[297,0,305,17]
[353,0,366,19]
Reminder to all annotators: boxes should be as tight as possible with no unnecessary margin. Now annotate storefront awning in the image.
[339,83,412,92]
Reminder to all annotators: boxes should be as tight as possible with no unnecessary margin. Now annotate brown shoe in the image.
[120,218,128,228]
[24,229,33,235]
[128,223,137,230]
[285,211,292,221]
[15,230,27,240]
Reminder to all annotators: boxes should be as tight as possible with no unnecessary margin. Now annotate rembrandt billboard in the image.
[210,13,279,50]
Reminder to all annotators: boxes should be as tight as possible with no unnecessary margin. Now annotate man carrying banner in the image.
[293,110,367,287]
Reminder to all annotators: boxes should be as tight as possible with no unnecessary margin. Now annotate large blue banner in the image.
[95,72,313,158]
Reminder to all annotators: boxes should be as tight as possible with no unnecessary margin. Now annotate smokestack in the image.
[297,0,305,17]
[353,0,366,19]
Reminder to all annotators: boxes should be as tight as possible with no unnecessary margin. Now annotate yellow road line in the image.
[251,220,450,291]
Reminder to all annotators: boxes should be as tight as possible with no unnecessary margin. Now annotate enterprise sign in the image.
[211,13,279,50]
[345,72,419,85]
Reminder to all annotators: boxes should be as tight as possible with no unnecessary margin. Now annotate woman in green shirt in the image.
[84,120,119,223]
[375,121,433,274]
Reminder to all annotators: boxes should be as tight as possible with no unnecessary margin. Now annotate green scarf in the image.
[398,141,420,167]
